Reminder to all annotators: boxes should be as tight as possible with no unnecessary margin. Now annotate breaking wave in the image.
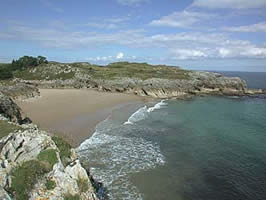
[77,101,167,199]
[124,100,167,125]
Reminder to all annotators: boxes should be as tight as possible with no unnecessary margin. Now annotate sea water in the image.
[78,72,266,200]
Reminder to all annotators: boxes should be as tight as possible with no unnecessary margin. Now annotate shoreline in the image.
[16,88,149,147]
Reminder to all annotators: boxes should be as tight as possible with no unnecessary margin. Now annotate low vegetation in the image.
[64,193,80,200]
[37,149,58,170]
[0,120,22,138]
[0,56,48,80]
[8,149,58,199]
[14,66,75,80]
[74,62,189,80]
[52,136,72,166]
[8,160,50,200]
[45,179,56,190]
[77,176,89,193]
[1,56,190,81]
[0,64,13,80]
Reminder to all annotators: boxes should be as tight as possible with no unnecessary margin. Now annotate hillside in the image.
[12,61,189,81]
[1,57,265,99]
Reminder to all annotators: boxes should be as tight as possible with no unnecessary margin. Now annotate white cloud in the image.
[170,49,208,60]
[116,0,149,6]
[192,0,266,9]
[116,52,124,59]
[85,17,130,29]
[223,22,266,32]
[1,24,266,60]
[217,46,266,58]
[86,54,137,63]
[150,11,216,28]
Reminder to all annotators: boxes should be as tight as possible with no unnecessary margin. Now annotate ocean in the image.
[78,71,266,200]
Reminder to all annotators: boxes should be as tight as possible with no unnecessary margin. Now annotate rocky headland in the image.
[0,92,99,200]
[1,61,265,100]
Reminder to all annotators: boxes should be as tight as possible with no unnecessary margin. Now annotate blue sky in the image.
[0,0,266,71]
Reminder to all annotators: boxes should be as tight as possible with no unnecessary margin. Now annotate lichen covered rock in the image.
[0,126,98,200]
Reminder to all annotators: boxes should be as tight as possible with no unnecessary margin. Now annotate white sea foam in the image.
[147,100,167,112]
[124,106,148,125]
[78,126,165,200]
[124,100,167,125]
[77,101,167,199]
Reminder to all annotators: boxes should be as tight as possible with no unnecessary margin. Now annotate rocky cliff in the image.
[8,62,265,99]
[0,93,99,200]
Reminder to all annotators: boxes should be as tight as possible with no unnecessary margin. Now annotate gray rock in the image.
[0,92,24,124]
[0,128,98,200]
[0,82,40,100]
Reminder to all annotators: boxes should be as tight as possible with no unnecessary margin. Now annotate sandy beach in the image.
[16,89,145,147]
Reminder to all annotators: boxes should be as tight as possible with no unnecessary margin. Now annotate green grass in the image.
[74,62,190,80]
[37,149,58,170]
[0,120,22,139]
[8,160,50,200]
[7,61,189,81]
[45,179,56,190]
[52,136,72,166]
[64,193,80,200]
[77,177,89,193]
[13,68,75,80]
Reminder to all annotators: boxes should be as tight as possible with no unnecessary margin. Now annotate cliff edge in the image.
[5,61,265,99]
[0,92,99,200]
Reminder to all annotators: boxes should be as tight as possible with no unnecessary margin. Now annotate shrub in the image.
[77,176,89,193]
[45,179,56,190]
[52,136,72,166]
[37,149,58,170]
[0,120,22,138]
[11,56,48,71]
[64,193,80,200]
[8,160,49,200]
[0,64,13,80]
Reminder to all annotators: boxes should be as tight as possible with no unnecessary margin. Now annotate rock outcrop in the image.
[91,71,248,98]
[0,82,40,100]
[0,122,99,200]
[8,62,265,99]
[0,91,99,200]
[0,92,27,124]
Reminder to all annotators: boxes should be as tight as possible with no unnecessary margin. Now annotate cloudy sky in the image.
[1,0,266,71]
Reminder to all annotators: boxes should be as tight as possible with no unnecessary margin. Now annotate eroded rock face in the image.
[30,159,98,200]
[0,82,40,100]
[0,92,24,124]
[92,71,248,98]
[0,125,98,200]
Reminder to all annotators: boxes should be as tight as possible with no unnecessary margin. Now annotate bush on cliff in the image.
[52,136,72,166]
[37,149,58,170]
[0,120,22,138]
[45,179,56,190]
[8,160,50,200]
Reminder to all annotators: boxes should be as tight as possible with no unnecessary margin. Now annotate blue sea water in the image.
[78,72,266,200]
[215,71,266,89]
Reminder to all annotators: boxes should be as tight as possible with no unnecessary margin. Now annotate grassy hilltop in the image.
[0,56,190,81]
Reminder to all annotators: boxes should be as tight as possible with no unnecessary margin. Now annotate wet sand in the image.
[16,89,145,147]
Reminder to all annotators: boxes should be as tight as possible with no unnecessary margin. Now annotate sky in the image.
[0,0,266,71]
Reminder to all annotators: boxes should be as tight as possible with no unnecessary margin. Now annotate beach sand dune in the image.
[16,89,144,147]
